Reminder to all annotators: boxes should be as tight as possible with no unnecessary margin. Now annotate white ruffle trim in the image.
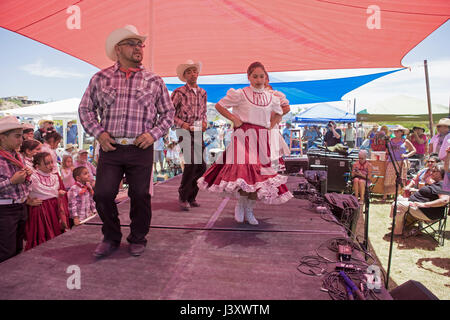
[197,174,293,205]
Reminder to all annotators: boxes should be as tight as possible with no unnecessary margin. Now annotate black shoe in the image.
[189,201,200,208]
[93,241,119,258]
[179,200,190,211]
[129,243,145,257]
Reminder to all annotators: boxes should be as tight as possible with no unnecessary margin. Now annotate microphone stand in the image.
[385,137,403,289]
[363,168,370,259]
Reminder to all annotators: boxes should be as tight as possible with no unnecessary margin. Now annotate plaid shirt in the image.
[0,152,31,202]
[171,84,207,128]
[67,182,96,220]
[79,62,175,141]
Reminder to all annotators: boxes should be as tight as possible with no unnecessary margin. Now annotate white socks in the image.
[234,196,247,223]
[244,199,258,225]
[235,196,259,225]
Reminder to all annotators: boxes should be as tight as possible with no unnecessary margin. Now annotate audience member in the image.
[430,118,450,161]
[25,152,69,250]
[74,149,96,185]
[352,150,372,204]
[0,116,33,263]
[344,123,356,148]
[390,163,449,236]
[19,139,42,168]
[383,125,416,200]
[409,126,427,166]
[60,155,75,191]
[67,166,96,226]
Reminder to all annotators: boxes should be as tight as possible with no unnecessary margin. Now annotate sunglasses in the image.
[118,41,145,48]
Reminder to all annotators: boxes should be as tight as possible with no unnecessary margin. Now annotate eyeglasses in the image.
[118,41,145,48]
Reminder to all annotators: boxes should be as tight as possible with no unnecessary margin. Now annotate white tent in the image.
[362,95,447,115]
[1,98,85,147]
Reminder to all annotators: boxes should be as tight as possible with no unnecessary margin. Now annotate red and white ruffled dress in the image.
[25,169,69,250]
[197,86,293,205]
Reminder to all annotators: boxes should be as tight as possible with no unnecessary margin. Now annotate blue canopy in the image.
[165,69,404,105]
[294,103,356,123]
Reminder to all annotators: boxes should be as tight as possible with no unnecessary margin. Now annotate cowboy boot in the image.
[244,199,259,225]
[234,196,247,223]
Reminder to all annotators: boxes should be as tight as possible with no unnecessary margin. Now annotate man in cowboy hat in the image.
[0,116,33,262]
[34,119,54,143]
[430,118,450,161]
[171,60,207,211]
[79,25,175,258]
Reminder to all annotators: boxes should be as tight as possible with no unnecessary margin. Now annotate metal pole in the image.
[424,60,434,135]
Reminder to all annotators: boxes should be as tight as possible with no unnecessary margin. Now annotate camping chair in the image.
[404,204,448,246]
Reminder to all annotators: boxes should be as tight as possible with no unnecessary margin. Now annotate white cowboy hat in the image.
[105,25,147,61]
[176,60,202,82]
[0,116,24,134]
[436,118,450,127]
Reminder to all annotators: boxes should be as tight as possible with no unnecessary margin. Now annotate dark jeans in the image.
[0,203,27,263]
[94,145,153,246]
[177,130,206,203]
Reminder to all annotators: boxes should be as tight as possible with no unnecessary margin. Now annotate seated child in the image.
[67,166,96,226]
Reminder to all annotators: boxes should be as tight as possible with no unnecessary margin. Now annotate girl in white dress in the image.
[198,62,292,225]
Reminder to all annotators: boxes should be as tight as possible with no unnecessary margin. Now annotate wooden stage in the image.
[0,175,391,300]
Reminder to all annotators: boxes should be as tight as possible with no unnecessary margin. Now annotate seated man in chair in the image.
[390,163,449,236]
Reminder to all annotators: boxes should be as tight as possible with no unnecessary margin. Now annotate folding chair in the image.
[404,204,448,246]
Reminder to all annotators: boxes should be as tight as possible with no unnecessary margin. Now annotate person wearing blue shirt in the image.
[282,121,292,147]
[67,121,78,144]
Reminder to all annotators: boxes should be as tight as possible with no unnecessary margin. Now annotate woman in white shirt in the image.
[198,62,293,225]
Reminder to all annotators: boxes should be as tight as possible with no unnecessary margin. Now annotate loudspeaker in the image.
[284,156,309,174]
[324,157,352,192]
[390,280,439,300]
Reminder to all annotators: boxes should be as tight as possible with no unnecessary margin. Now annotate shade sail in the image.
[1,1,449,76]
[167,69,403,104]
[295,103,356,123]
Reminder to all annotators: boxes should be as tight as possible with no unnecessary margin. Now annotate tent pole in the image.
[424,60,434,135]
[353,98,356,115]
[62,119,68,147]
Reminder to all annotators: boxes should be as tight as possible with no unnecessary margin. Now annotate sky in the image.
[0,19,449,114]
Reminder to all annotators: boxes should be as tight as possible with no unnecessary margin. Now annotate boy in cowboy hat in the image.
[171,60,207,211]
[430,118,450,161]
[79,25,174,258]
[0,116,34,262]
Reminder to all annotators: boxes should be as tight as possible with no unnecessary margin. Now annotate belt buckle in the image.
[120,139,128,145]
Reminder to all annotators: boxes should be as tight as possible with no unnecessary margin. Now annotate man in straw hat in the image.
[0,116,33,262]
[171,60,207,211]
[34,119,54,143]
[79,25,175,258]
[430,118,450,161]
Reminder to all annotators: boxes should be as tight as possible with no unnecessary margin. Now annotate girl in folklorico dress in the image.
[19,139,42,169]
[40,130,62,173]
[25,152,70,250]
[60,155,75,191]
[198,62,293,225]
